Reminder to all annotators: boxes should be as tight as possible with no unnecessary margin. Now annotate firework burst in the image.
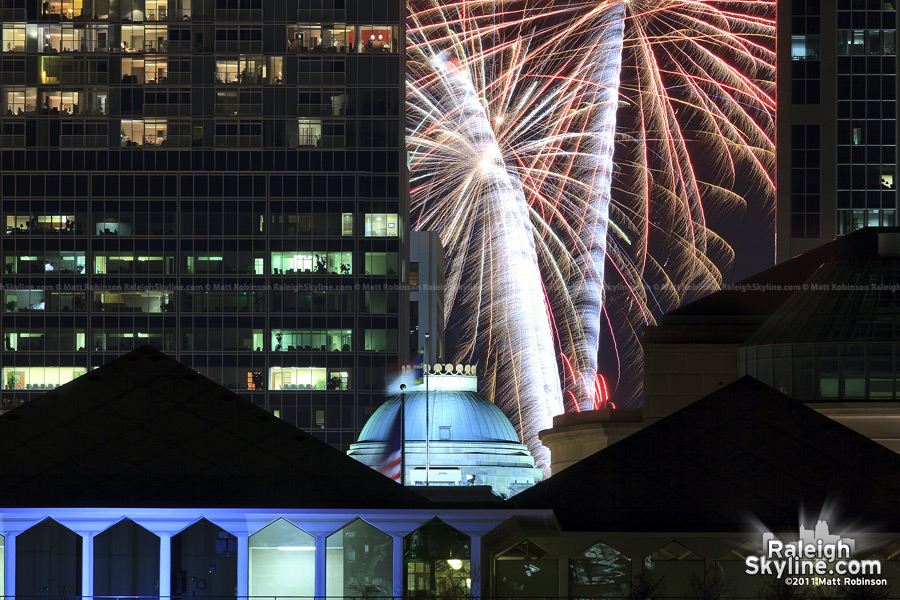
[407,0,775,472]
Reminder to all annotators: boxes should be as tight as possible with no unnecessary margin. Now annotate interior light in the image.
[447,559,463,570]
[277,546,316,551]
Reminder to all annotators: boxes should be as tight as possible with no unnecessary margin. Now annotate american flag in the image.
[377,403,403,482]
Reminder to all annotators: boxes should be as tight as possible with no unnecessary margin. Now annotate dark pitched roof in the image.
[508,377,900,532]
[0,346,430,509]
[661,227,892,325]
[744,258,900,344]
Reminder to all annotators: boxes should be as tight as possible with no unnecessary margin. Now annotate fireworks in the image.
[407,0,775,472]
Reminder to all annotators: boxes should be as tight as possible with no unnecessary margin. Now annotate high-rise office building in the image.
[0,0,407,450]
[776,0,898,261]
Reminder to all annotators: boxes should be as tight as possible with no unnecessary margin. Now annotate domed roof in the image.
[358,390,521,444]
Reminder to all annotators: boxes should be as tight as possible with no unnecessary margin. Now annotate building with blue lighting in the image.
[3,346,900,598]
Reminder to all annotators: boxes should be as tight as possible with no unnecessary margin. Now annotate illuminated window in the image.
[94,254,173,274]
[269,367,326,390]
[790,34,820,59]
[326,520,392,598]
[265,56,284,83]
[269,367,351,391]
[271,251,352,275]
[271,329,352,352]
[2,24,25,52]
[93,291,172,313]
[121,25,168,52]
[1,87,35,114]
[6,215,75,234]
[121,119,169,147]
[288,24,353,52]
[4,331,86,352]
[122,57,168,83]
[250,520,315,598]
[297,118,321,146]
[342,213,353,236]
[3,366,86,390]
[404,520,470,599]
[357,25,399,53]
[215,55,264,83]
[8,252,85,274]
[364,213,399,237]
[145,0,169,21]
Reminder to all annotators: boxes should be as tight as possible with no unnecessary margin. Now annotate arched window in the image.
[494,540,558,599]
[94,518,160,598]
[716,541,763,598]
[249,518,316,598]
[16,518,81,599]
[404,519,470,599]
[569,540,631,598]
[644,541,703,598]
[171,518,237,599]
[326,518,392,598]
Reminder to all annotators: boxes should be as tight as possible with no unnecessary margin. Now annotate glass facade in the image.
[249,518,315,598]
[0,0,408,450]
[835,0,898,235]
[326,518,393,598]
[739,342,900,401]
[568,541,631,598]
[642,541,703,599]
[778,0,899,260]
[404,519,471,599]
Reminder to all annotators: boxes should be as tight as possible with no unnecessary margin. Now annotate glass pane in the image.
[250,519,315,598]
[326,519,393,598]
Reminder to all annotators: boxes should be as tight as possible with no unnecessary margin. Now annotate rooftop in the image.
[0,346,429,509]
[511,376,900,532]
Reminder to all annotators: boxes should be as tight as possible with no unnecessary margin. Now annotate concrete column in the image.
[314,534,327,598]
[81,532,93,599]
[558,555,568,598]
[236,534,249,599]
[159,534,171,599]
[469,534,482,599]
[392,533,404,599]
[4,533,15,599]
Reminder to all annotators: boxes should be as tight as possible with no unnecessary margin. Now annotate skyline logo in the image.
[745,520,885,587]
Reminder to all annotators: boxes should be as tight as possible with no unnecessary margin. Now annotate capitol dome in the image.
[347,369,542,497]
[357,390,520,444]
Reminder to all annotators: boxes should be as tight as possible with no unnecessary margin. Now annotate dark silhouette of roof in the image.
[661,227,892,325]
[508,377,900,532]
[744,258,900,345]
[0,346,431,509]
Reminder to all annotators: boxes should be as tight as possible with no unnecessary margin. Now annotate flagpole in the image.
[425,332,430,487]
[399,383,406,487]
